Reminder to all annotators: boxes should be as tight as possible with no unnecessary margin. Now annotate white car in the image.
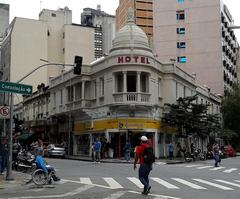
[45,144,66,158]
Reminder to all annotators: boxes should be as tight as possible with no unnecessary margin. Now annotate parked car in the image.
[45,144,66,158]
[224,145,236,157]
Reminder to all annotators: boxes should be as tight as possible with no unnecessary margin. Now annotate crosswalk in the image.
[155,162,239,174]
[61,176,240,191]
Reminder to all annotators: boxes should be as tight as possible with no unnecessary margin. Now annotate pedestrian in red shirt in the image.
[133,136,153,195]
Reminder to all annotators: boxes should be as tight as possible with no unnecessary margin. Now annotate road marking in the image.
[128,190,182,199]
[196,166,214,169]
[185,164,203,168]
[80,177,93,184]
[0,185,93,199]
[172,178,207,190]
[151,178,179,189]
[209,166,225,171]
[103,177,123,189]
[102,191,126,199]
[214,179,240,188]
[193,179,233,190]
[127,177,143,188]
[154,162,166,165]
[223,168,238,173]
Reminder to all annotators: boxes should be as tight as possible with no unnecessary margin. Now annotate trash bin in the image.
[109,149,114,158]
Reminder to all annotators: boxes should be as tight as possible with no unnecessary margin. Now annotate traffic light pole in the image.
[6,93,14,180]
[5,62,74,181]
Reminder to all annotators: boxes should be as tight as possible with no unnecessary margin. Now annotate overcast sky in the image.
[0,0,240,40]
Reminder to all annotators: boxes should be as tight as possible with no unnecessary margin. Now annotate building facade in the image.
[153,0,239,95]
[0,7,95,105]
[43,13,221,158]
[116,0,153,41]
[81,5,116,58]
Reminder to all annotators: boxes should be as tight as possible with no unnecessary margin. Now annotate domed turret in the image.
[110,8,153,56]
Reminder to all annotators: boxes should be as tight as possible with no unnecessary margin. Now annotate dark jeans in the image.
[138,164,152,192]
[214,153,220,167]
[0,155,7,173]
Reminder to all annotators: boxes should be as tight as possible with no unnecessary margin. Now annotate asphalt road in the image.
[0,157,240,199]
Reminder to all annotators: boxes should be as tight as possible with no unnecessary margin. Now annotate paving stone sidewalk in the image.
[0,171,31,190]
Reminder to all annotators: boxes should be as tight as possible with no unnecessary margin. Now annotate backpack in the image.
[142,146,155,165]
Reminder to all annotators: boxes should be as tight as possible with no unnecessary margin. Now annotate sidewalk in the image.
[66,155,185,164]
[0,171,31,190]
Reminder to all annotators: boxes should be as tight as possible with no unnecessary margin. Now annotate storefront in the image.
[73,118,160,158]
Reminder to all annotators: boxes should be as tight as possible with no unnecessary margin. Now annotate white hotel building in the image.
[39,13,221,158]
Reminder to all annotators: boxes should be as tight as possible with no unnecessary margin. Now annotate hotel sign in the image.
[117,56,150,64]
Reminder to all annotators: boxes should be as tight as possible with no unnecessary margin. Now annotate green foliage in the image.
[163,95,221,138]
[221,84,240,146]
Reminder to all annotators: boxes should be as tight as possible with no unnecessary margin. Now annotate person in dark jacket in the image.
[0,138,8,174]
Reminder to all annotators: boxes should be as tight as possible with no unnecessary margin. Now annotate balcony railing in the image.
[113,92,150,103]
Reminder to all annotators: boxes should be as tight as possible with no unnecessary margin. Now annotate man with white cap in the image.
[134,135,154,195]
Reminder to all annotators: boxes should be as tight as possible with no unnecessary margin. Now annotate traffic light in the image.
[73,56,83,75]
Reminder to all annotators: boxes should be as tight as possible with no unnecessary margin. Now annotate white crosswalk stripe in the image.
[103,177,123,189]
[154,162,166,165]
[185,164,203,168]
[193,179,233,190]
[214,180,240,188]
[80,177,92,184]
[171,178,207,190]
[223,168,238,173]
[209,166,225,171]
[151,178,179,189]
[196,166,214,169]
[127,177,143,188]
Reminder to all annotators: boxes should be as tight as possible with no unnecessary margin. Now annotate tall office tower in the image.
[153,0,239,95]
[116,0,153,41]
[81,5,116,58]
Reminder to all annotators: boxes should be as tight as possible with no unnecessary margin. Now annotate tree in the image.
[162,95,221,139]
[221,84,240,147]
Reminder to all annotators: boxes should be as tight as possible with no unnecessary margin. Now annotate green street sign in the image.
[0,81,32,95]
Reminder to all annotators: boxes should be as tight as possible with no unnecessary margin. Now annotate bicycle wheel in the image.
[32,169,48,185]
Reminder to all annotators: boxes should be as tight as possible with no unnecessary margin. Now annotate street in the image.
[0,157,240,199]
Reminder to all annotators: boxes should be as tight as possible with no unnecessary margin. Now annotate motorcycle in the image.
[13,150,36,172]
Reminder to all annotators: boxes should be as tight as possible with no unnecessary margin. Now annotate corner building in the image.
[49,12,220,158]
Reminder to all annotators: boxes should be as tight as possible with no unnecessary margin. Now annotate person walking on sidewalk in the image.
[94,138,102,163]
[168,142,174,160]
[0,138,8,175]
[133,136,154,195]
[212,143,220,167]
[123,140,131,162]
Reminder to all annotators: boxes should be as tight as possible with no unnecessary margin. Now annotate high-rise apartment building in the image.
[81,5,116,58]
[116,0,153,40]
[153,0,239,95]
[0,7,95,105]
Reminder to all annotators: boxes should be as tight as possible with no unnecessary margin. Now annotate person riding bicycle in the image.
[35,149,60,182]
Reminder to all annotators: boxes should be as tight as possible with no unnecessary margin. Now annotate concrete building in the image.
[116,0,153,41]
[81,5,116,58]
[40,11,220,158]
[0,3,9,104]
[0,7,95,105]
[153,0,239,95]
[0,3,9,38]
